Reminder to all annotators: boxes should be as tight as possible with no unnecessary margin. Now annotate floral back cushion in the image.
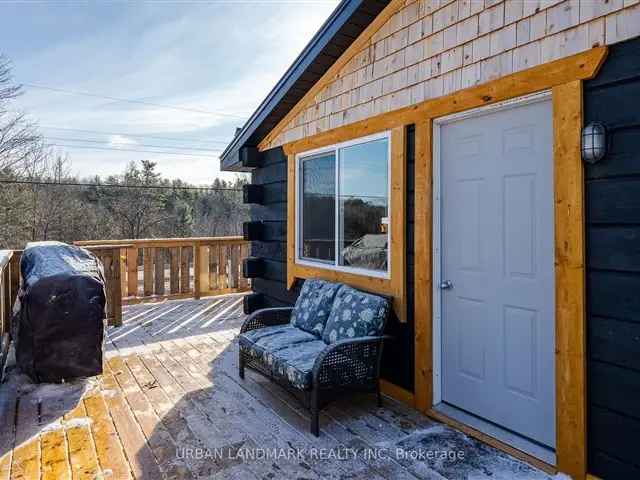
[322,285,390,344]
[290,279,342,337]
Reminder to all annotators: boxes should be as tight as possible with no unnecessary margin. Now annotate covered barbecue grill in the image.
[13,241,106,382]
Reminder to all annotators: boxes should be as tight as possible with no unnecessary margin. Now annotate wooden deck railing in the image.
[0,250,20,376]
[0,236,248,338]
[75,237,250,326]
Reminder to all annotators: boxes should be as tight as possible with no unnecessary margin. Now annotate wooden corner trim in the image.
[553,80,587,480]
[413,119,433,414]
[287,154,296,290]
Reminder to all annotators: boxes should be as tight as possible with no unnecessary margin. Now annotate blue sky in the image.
[1,0,339,183]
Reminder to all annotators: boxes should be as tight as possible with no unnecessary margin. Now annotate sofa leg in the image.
[311,392,319,437]
[238,355,245,380]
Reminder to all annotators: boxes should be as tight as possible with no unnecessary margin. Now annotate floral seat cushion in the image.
[290,279,341,337]
[238,324,318,359]
[322,285,390,344]
[269,340,327,390]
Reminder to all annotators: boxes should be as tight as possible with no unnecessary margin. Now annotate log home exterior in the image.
[221,1,640,478]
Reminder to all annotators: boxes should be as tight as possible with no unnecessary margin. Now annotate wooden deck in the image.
[1,294,553,479]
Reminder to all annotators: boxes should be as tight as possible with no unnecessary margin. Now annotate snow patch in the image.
[65,417,94,428]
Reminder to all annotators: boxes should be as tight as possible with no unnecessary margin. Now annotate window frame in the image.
[294,130,392,280]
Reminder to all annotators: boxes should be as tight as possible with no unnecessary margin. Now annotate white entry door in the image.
[437,96,556,448]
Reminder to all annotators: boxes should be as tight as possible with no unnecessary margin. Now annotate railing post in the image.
[193,241,201,299]
[10,252,21,311]
[1,258,8,339]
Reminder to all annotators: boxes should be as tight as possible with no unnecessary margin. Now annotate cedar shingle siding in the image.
[585,36,640,479]
[263,0,640,150]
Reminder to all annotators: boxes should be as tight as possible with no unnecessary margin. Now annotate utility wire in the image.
[39,125,233,145]
[0,179,242,192]
[43,136,221,152]
[22,83,250,119]
[46,143,221,158]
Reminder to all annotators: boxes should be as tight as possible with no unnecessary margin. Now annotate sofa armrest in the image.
[240,307,294,334]
[312,336,387,390]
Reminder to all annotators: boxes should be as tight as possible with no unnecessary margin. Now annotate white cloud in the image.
[108,135,137,147]
[5,1,340,181]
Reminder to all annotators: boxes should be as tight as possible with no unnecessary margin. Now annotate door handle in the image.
[439,280,453,290]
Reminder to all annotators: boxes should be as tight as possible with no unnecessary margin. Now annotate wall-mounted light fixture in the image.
[582,122,607,164]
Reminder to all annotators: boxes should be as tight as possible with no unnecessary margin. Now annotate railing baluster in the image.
[180,246,190,294]
[193,241,201,299]
[169,247,180,294]
[10,254,20,308]
[154,248,165,296]
[120,250,127,298]
[240,243,248,288]
[1,263,7,339]
[219,243,228,290]
[112,249,123,326]
[199,245,210,295]
[229,244,239,289]
[209,243,220,292]
[143,247,154,297]
[0,250,13,377]
[102,252,115,325]
[126,247,138,297]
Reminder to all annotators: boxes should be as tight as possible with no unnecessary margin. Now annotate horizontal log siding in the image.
[249,129,416,391]
[585,36,640,479]
[250,147,300,308]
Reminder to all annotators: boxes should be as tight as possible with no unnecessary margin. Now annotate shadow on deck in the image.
[1,294,553,479]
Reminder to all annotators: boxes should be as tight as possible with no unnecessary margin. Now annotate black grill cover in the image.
[13,241,106,382]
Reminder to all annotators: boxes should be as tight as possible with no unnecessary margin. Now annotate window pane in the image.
[301,152,335,262]
[339,138,389,271]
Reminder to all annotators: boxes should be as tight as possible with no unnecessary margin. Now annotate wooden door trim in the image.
[413,62,597,480]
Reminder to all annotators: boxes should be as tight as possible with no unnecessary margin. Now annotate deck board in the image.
[0,293,554,479]
[64,401,100,480]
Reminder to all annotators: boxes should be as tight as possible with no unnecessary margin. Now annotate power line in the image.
[46,143,221,158]
[22,83,250,119]
[43,136,221,152]
[39,125,233,145]
[0,179,242,192]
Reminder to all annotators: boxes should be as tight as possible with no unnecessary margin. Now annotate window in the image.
[297,133,390,276]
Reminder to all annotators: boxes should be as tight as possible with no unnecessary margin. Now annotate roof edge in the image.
[220,0,366,171]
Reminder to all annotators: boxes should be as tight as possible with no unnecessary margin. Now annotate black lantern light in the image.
[581,122,607,164]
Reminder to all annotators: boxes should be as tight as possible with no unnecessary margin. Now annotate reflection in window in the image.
[300,152,335,263]
[297,135,389,274]
[339,139,388,271]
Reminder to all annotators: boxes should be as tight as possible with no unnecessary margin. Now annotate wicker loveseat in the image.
[238,279,391,436]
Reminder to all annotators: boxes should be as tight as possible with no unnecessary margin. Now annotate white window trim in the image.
[294,131,392,280]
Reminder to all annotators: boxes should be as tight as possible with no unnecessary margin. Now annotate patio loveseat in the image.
[238,279,391,436]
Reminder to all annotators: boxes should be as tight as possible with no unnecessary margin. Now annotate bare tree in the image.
[0,55,42,172]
